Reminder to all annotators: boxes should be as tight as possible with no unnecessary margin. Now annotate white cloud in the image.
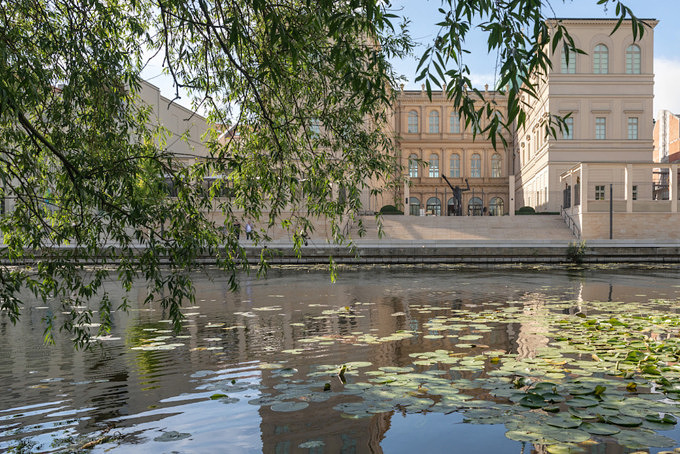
[654,58,680,117]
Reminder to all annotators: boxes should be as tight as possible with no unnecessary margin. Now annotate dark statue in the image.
[442,176,469,216]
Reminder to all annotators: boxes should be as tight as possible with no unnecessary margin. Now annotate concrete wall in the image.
[581,212,680,239]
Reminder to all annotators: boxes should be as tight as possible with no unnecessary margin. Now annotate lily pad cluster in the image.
[243,297,680,452]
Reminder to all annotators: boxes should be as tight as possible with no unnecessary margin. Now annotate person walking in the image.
[232,220,241,240]
[245,221,253,240]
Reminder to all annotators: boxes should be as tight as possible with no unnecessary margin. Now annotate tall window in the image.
[450,111,460,133]
[626,44,641,74]
[561,50,575,74]
[449,153,460,178]
[593,44,609,74]
[563,117,574,140]
[595,117,606,140]
[429,111,440,133]
[628,117,638,140]
[429,153,439,178]
[470,153,481,178]
[632,185,638,200]
[408,111,418,133]
[491,153,502,178]
[595,185,605,200]
[408,153,419,178]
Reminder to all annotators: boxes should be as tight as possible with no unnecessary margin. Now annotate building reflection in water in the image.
[1,268,680,452]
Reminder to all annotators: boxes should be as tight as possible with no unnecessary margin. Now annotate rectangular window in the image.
[595,117,606,140]
[562,117,574,140]
[632,185,638,200]
[628,117,638,140]
[595,185,605,200]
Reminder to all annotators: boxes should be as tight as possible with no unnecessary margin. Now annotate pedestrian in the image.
[233,220,241,240]
[245,221,253,240]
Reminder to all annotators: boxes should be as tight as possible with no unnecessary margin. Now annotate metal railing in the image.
[561,206,581,239]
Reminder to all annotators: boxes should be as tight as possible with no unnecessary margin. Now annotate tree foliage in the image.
[0,0,644,347]
[416,0,645,147]
[0,0,411,347]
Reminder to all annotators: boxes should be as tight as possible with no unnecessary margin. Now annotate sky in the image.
[141,0,680,118]
[388,0,680,116]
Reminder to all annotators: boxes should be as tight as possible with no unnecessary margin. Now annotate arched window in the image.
[470,153,481,178]
[491,153,502,178]
[561,50,575,73]
[449,153,460,178]
[429,110,439,133]
[428,153,439,178]
[626,44,641,74]
[409,197,421,216]
[450,111,460,133]
[408,153,419,178]
[468,197,483,216]
[593,44,609,74]
[490,197,504,216]
[408,111,418,133]
[426,197,441,216]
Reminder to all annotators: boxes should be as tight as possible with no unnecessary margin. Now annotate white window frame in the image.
[408,111,418,133]
[593,44,609,74]
[563,117,574,140]
[626,44,641,74]
[628,117,638,140]
[470,153,481,178]
[595,117,606,140]
[429,111,440,134]
[428,153,439,178]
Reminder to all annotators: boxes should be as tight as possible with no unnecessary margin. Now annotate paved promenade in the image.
[251,215,680,265]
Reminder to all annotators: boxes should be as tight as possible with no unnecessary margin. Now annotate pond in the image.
[3,265,680,453]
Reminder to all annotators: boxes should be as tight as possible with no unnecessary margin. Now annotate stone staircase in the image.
[346,215,576,241]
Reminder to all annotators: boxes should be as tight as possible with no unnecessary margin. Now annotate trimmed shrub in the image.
[379,205,404,215]
[516,206,536,215]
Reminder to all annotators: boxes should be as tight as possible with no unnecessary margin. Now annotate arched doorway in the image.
[468,197,483,216]
[489,197,504,216]
[409,197,421,216]
[426,197,441,216]
[447,197,457,216]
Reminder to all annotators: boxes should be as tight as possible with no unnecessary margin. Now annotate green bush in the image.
[566,240,587,264]
[516,206,536,215]
[379,205,404,215]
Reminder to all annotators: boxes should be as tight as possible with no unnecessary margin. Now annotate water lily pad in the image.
[154,431,191,442]
[546,443,585,454]
[270,401,309,412]
[546,415,582,429]
[581,422,620,435]
[606,415,642,427]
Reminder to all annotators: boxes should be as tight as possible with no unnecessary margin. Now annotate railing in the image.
[561,206,581,239]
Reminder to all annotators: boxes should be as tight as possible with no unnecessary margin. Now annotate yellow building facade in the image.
[393,88,512,216]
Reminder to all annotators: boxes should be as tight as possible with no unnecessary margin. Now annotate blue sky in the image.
[389,0,680,115]
[142,0,680,117]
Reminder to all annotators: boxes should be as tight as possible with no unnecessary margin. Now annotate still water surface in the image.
[2,266,680,453]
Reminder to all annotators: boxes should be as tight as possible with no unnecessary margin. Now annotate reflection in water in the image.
[0,266,680,452]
